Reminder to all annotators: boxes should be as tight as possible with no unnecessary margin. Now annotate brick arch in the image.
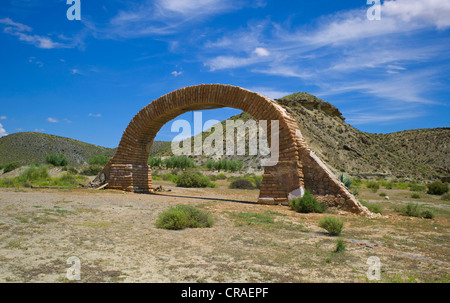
[95,84,369,215]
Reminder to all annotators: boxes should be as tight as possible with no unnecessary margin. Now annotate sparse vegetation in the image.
[80,165,103,176]
[318,216,344,236]
[359,200,382,214]
[235,211,274,226]
[2,162,21,173]
[205,159,243,172]
[366,181,380,193]
[88,155,110,166]
[290,190,327,213]
[155,204,214,230]
[397,203,435,219]
[164,156,196,170]
[217,173,227,180]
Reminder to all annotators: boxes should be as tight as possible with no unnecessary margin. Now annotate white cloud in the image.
[155,0,233,16]
[0,17,77,49]
[253,47,270,57]
[171,70,182,77]
[0,116,6,120]
[0,123,7,137]
[206,55,257,71]
[89,113,102,118]
[47,117,58,123]
[383,0,450,30]
[34,128,45,132]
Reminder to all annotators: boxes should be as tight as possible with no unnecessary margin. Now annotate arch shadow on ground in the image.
[146,192,257,205]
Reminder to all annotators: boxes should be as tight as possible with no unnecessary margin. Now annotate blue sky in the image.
[0,0,449,148]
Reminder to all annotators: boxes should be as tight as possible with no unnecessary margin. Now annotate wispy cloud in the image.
[0,17,82,49]
[34,128,45,132]
[171,70,182,77]
[0,116,6,120]
[93,0,242,38]
[0,123,7,137]
[47,117,58,123]
[88,113,102,118]
[346,111,424,125]
[202,0,450,109]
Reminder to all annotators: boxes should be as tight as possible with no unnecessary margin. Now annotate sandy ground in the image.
[0,182,448,283]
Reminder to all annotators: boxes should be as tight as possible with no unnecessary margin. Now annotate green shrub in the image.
[155,204,214,230]
[148,157,163,168]
[318,216,344,236]
[359,200,382,214]
[18,165,50,182]
[175,172,215,188]
[88,155,110,166]
[366,181,379,193]
[442,193,450,201]
[379,192,387,197]
[0,178,17,187]
[50,173,83,187]
[427,181,449,195]
[403,203,421,217]
[161,173,177,182]
[252,175,262,189]
[290,190,327,213]
[217,173,227,180]
[80,165,103,176]
[2,162,21,173]
[421,210,435,219]
[62,166,78,174]
[411,193,420,199]
[45,154,68,167]
[229,178,254,190]
[409,183,426,192]
[398,203,435,219]
[335,239,346,253]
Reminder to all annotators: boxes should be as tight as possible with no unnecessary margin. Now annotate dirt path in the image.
[0,186,448,283]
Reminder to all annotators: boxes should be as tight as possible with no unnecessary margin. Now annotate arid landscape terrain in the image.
[0,178,448,283]
[0,91,449,283]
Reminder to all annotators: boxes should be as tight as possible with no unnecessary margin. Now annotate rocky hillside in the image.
[0,132,170,166]
[277,93,449,180]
